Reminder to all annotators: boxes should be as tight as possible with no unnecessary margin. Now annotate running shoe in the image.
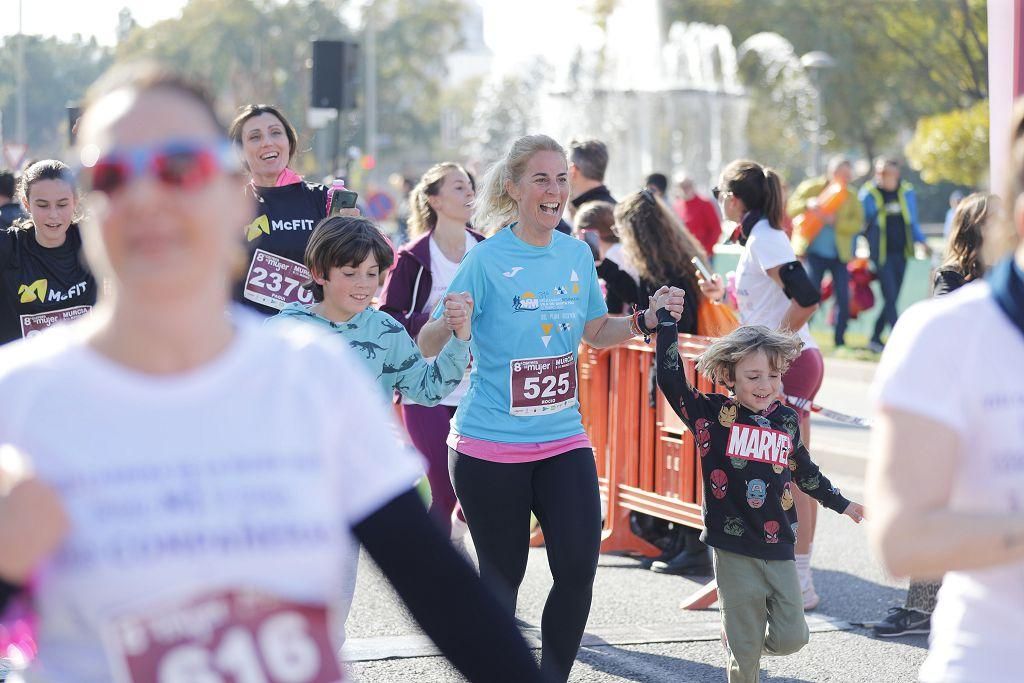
[802,583,820,611]
[872,607,931,637]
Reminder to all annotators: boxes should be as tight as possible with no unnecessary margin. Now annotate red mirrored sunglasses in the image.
[78,139,240,196]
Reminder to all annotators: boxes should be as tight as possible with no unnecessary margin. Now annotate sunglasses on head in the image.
[78,139,240,196]
[712,186,734,201]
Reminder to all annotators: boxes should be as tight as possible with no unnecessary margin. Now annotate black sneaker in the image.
[872,607,931,637]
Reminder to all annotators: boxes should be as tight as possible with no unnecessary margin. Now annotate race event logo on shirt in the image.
[511,271,582,313]
[726,424,792,465]
[18,278,88,304]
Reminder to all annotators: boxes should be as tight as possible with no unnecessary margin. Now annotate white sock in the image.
[795,550,813,590]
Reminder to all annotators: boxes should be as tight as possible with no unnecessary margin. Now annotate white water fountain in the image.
[539,0,750,195]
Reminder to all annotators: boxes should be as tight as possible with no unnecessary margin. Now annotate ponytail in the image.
[720,159,786,230]
[763,168,785,229]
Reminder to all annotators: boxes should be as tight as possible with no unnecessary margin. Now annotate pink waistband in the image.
[447,432,593,463]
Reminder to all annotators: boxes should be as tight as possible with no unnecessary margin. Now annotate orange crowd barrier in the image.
[579,334,728,609]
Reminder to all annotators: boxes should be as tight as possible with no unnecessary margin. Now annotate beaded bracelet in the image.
[630,307,652,344]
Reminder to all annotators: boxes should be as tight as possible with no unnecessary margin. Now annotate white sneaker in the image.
[802,583,820,611]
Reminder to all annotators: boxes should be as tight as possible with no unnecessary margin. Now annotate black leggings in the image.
[450,447,602,682]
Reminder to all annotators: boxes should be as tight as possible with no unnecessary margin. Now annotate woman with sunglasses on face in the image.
[0,64,545,683]
[703,161,825,610]
[228,104,342,316]
[0,160,96,345]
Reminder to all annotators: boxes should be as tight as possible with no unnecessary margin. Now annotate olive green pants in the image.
[714,548,810,683]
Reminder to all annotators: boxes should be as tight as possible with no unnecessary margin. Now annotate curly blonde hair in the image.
[696,325,803,386]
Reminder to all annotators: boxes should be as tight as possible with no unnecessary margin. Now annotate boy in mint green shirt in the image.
[268,215,472,405]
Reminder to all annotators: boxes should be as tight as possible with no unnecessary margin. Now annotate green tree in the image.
[116,0,351,176]
[621,0,988,180]
[115,0,465,178]
[0,34,112,159]
[368,0,466,171]
[905,101,989,186]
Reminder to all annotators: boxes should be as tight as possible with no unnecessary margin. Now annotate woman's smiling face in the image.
[240,112,291,182]
[507,150,569,233]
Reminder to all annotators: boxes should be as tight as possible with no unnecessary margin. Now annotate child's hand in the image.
[843,501,866,524]
[650,286,686,322]
[443,292,474,341]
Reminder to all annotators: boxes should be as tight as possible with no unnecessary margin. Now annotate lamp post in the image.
[800,50,835,177]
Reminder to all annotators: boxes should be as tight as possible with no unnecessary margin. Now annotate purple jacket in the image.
[380,228,485,338]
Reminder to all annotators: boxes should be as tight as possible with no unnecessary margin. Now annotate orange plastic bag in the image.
[792,181,847,256]
[696,298,740,337]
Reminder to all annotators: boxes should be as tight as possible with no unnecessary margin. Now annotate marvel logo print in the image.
[20,305,91,338]
[726,425,793,466]
[243,249,315,311]
[509,352,577,416]
[105,589,343,683]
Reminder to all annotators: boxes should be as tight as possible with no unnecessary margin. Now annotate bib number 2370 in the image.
[106,590,343,683]
[243,249,315,311]
[509,352,577,416]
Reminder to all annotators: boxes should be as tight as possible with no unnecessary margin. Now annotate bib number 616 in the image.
[157,613,320,683]
[107,591,342,683]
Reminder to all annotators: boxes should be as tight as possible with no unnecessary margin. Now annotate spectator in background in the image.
[942,189,965,239]
[786,156,864,348]
[859,157,930,353]
[568,138,616,219]
[0,170,26,230]
[575,200,638,314]
[553,138,615,236]
[644,172,668,198]
[932,192,996,296]
[672,175,722,258]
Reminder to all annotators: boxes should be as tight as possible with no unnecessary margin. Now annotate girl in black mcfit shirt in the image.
[0,160,96,344]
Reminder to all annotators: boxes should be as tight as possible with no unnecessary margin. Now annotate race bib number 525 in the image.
[105,589,343,683]
[243,249,314,311]
[509,352,578,417]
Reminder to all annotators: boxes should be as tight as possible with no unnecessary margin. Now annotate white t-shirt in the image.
[872,282,1024,683]
[0,310,424,683]
[734,219,817,349]
[406,231,478,407]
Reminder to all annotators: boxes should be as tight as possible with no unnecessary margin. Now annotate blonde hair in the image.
[993,98,1024,264]
[614,190,707,301]
[472,134,566,234]
[696,325,803,386]
[408,162,468,238]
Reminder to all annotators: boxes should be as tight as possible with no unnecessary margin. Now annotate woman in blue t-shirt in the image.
[418,134,666,682]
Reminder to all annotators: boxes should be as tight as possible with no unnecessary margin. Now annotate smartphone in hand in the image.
[691,256,714,281]
[328,188,359,216]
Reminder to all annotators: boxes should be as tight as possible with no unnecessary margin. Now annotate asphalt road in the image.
[344,358,928,682]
